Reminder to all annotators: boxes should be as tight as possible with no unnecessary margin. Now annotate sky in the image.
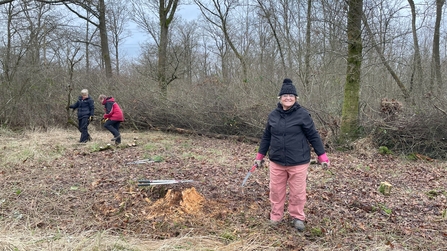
[120,4,201,59]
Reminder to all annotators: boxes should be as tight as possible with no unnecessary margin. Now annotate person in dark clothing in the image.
[69,89,95,143]
[99,95,124,145]
[254,78,330,232]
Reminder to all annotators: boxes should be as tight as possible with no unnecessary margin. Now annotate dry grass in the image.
[1,127,446,251]
[0,126,186,167]
[0,127,99,166]
[0,230,234,251]
[0,127,272,251]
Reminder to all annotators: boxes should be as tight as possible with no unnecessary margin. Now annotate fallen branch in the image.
[434,104,447,116]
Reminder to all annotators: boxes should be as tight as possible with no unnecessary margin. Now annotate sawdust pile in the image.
[180,187,205,214]
[146,187,205,219]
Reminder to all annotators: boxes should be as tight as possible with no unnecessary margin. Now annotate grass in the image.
[1,127,447,250]
[0,230,234,251]
[0,127,260,250]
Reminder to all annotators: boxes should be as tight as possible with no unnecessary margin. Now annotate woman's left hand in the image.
[318,153,330,167]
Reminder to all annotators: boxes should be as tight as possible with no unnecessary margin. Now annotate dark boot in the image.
[291,218,305,232]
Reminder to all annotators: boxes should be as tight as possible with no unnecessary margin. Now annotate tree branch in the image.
[433,104,447,116]
[0,0,14,5]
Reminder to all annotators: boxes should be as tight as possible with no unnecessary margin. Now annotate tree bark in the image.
[407,0,423,94]
[340,0,363,141]
[98,0,112,79]
[0,0,14,4]
[304,0,312,91]
[430,0,445,92]
[158,0,179,96]
[42,0,115,79]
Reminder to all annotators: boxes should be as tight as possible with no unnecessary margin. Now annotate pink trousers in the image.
[269,161,309,222]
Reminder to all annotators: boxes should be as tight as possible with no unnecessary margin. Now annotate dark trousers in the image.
[104,120,121,143]
[78,117,91,142]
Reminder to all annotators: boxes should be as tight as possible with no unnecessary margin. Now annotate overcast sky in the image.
[120,4,201,59]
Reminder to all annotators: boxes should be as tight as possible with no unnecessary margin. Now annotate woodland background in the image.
[1,1,447,250]
[1,0,447,158]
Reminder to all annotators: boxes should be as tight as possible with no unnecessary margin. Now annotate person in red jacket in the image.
[98,95,124,145]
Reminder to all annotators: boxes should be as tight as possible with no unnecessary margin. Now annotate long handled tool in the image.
[127,158,162,165]
[241,160,328,186]
[137,179,194,186]
[127,159,155,165]
[241,163,258,186]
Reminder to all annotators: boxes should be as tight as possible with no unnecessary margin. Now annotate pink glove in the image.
[317,153,330,167]
[254,153,265,167]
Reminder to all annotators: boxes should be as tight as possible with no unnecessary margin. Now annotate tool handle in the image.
[137,180,194,184]
[250,163,258,172]
[241,164,258,186]
[138,179,174,183]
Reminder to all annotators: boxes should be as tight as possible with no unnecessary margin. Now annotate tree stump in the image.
[378,181,392,196]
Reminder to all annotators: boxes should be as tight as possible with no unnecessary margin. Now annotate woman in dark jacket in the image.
[69,89,95,143]
[99,95,124,145]
[254,79,330,232]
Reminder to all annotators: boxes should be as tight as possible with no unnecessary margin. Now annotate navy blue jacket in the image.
[69,96,95,119]
[258,102,325,166]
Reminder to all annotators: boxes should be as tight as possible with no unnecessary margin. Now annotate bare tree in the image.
[407,0,423,94]
[106,0,131,76]
[37,0,114,79]
[132,0,180,96]
[340,0,363,141]
[256,0,287,76]
[0,0,67,126]
[304,0,312,91]
[430,0,445,92]
[75,0,112,79]
[194,0,249,82]
[1,1,59,83]
[362,14,410,101]
[0,0,14,4]
[158,0,179,95]
[1,2,22,83]
[172,20,199,85]
[66,46,83,129]
[200,19,230,82]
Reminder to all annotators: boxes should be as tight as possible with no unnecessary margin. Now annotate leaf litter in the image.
[0,130,446,250]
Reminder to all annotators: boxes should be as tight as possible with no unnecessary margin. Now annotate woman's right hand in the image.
[254,153,265,167]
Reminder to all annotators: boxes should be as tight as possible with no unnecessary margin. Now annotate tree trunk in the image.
[221,17,247,82]
[52,0,113,79]
[158,4,168,95]
[99,0,113,79]
[4,2,12,82]
[158,0,179,97]
[304,0,312,92]
[430,0,445,92]
[157,34,168,95]
[340,0,363,141]
[407,0,423,94]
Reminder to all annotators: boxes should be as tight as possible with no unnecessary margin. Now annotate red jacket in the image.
[102,97,124,122]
